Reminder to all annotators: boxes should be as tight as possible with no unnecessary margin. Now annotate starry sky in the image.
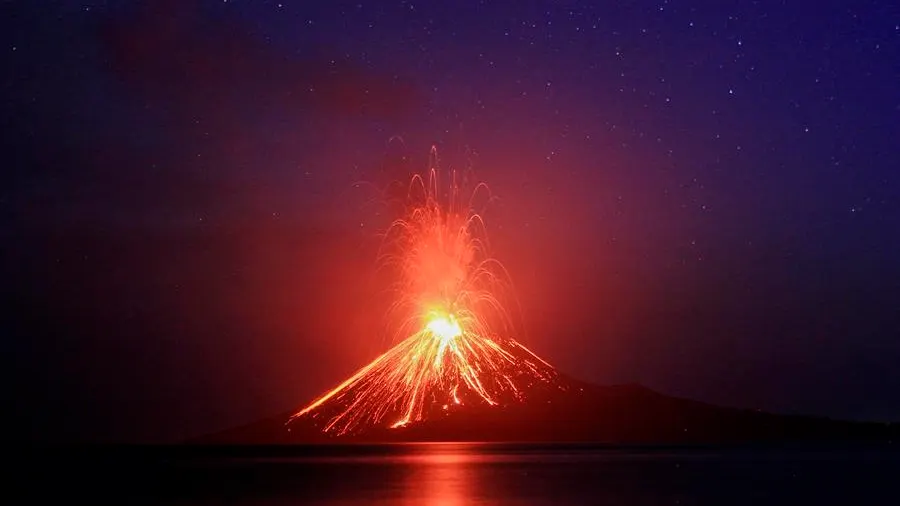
[2,0,899,443]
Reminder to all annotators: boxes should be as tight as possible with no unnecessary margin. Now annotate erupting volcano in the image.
[287,148,563,436]
[197,148,899,445]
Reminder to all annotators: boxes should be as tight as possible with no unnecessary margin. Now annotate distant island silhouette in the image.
[192,377,899,445]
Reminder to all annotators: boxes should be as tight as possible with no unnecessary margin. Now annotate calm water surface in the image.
[154,443,899,505]
[23,443,900,505]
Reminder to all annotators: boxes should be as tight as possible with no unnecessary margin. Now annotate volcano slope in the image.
[193,376,898,445]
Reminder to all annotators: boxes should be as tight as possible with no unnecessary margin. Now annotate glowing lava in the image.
[289,147,559,436]
[426,311,462,345]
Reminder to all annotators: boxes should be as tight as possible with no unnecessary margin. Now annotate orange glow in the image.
[289,147,558,435]
[400,444,472,506]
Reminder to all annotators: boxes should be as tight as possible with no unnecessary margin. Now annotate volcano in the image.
[193,162,897,445]
[266,162,580,438]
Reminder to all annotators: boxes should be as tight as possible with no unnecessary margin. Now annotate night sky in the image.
[2,0,898,443]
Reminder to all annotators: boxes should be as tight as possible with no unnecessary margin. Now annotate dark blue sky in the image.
[2,0,898,442]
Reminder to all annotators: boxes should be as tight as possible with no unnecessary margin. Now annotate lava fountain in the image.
[288,148,560,436]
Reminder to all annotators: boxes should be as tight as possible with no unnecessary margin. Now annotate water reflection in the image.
[397,444,476,506]
[160,443,900,505]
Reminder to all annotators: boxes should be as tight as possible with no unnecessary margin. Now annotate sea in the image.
[14,443,900,505]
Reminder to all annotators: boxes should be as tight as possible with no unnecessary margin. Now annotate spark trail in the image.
[289,148,559,436]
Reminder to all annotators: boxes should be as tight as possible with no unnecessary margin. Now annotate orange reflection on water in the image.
[398,443,479,506]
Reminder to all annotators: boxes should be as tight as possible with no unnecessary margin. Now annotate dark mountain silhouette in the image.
[192,375,899,445]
